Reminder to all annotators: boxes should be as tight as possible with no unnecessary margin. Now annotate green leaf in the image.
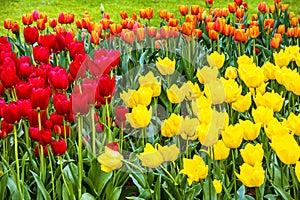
[30,171,51,200]
[126,197,145,200]
[109,186,122,200]
[7,176,20,200]
[80,193,96,200]
[0,171,8,200]
[271,183,293,200]
[203,179,217,200]
[264,194,278,200]
[154,174,161,200]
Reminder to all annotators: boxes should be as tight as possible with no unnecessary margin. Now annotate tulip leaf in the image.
[271,183,293,200]
[109,186,122,200]
[0,170,8,199]
[203,179,217,200]
[129,173,147,191]
[30,171,51,200]
[80,193,96,200]
[154,174,161,200]
[264,194,278,200]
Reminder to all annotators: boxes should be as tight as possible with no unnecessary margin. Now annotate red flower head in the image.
[58,12,67,24]
[2,102,21,124]
[49,18,57,28]
[37,19,46,31]
[68,41,85,60]
[178,5,189,16]
[0,120,13,139]
[191,5,200,15]
[32,10,39,21]
[48,68,69,91]
[120,11,128,19]
[15,82,33,100]
[168,18,179,27]
[228,3,238,13]
[22,13,33,25]
[66,13,75,24]
[182,22,193,36]
[145,7,154,19]
[39,129,52,146]
[50,113,64,126]
[71,88,90,116]
[18,100,32,119]
[24,26,39,45]
[234,0,243,6]
[106,142,119,151]
[1,67,17,88]
[33,46,49,64]
[51,140,67,156]
[10,22,20,34]
[96,74,116,104]
[4,19,12,30]
[53,93,71,116]
[30,87,51,111]
[258,2,268,14]
[115,106,128,128]
[159,9,167,19]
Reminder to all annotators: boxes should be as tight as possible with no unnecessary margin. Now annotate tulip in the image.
[208,29,218,40]
[213,17,225,33]
[33,46,49,64]
[283,112,300,136]
[10,21,20,34]
[213,180,222,194]
[179,116,199,140]
[136,27,146,41]
[235,162,265,187]
[191,5,200,15]
[97,146,123,172]
[23,26,39,45]
[180,155,208,185]
[181,81,202,100]
[258,2,268,14]
[22,13,33,25]
[137,143,164,168]
[204,79,225,105]
[270,36,281,49]
[110,23,122,35]
[166,84,185,104]
[121,29,134,44]
[4,18,12,29]
[138,71,161,97]
[51,140,67,156]
[160,26,171,38]
[159,9,168,19]
[273,49,290,67]
[240,143,264,166]
[252,106,274,127]
[125,105,152,129]
[54,94,71,116]
[147,26,157,38]
[156,57,176,75]
[182,22,193,36]
[231,92,251,112]
[30,87,51,111]
[39,129,53,146]
[0,67,17,88]
[36,19,46,31]
[270,134,300,165]
[48,68,69,91]
[249,26,260,38]
[168,18,178,27]
[209,51,225,69]
[205,0,214,8]
[145,7,154,19]
[2,102,21,124]
[49,18,57,28]
[224,66,237,79]
[95,75,115,104]
[161,113,182,137]
[156,144,179,162]
[178,5,188,16]
[254,90,284,112]
[71,90,90,116]
[210,140,230,160]
[228,3,237,13]
[120,87,153,108]
[115,106,128,128]
[222,78,242,103]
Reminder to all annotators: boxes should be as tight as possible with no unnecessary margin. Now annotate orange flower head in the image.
[145,7,154,19]
[264,19,274,29]
[120,11,128,19]
[222,8,229,17]
[147,26,157,38]
[208,29,218,40]
[4,19,12,30]
[294,26,300,38]
[270,35,281,48]
[234,28,247,42]
[213,8,222,18]
[206,22,214,32]
[277,24,285,34]
[178,5,188,16]
[291,17,298,27]
[132,13,138,21]
[205,14,213,23]
[136,27,146,41]
[76,19,83,29]
[258,2,268,14]
[249,26,260,38]
[269,5,275,13]
[234,0,243,6]
[110,23,122,35]
[22,13,33,25]
[228,2,237,13]
[37,19,46,31]
[10,21,20,34]
[121,29,135,44]
[166,12,174,22]
[101,18,112,30]
[191,5,200,15]
[140,9,146,19]
[205,0,214,8]
[159,9,168,19]
[192,29,202,38]
[222,24,233,36]
[182,22,193,36]
[90,30,100,45]
[214,17,225,32]
[286,27,295,37]
[236,8,244,19]
[281,4,288,12]
[168,18,178,27]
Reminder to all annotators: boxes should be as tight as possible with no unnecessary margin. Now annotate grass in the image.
[0,0,299,35]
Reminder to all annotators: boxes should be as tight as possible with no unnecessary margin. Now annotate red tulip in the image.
[53,94,71,116]
[258,2,268,14]
[228,3,237,13]
[29,127,40,141]
[10,22,20,34]
[4,18,12,30]
[71,91,90,116]
[51,140,67,156]
[234,0,243,6]
[2,102,21,124]
[145,7,154,19]
[23,26,39,45]
[0,120,13,138]
[0,84,5,96]
[115,106,128,128]
[18,100,32,118]
[48,68,69,91]
[50,113,64,126]
[30,87,51,111]
[37,19,46,31]
[96,75,116,104]
[96,123,104,132]
[32,10,39,21]
[191,5,200,15]
[68,41,85,60]
[120,11,128,19]
[58,12,67,24]
[168,18,179,27]
[22,13,33,25]
[28,110,47,127]
[159,9,167,19]
[66,13,75,24]
[178,5,189,16]
[106,142,119,151]
[49,18,57,28]
[0,67,17,88]
[33,46,49,64]
[39,129,52,146]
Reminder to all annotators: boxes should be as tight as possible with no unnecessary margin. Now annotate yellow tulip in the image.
[161,113,182,137]
[120,89,135,108]
[120,87,153,108]
[273,49,292,68]
[204,79,226,105]
[283,112,300,136]
[237,54,253,66]
[240,143,264,166]
[270,134,300,165]
[210,140,230,161]
[208,51,225,69]
[213,179,222,194]
[196,66,218,84]
[157,144,180,162]
[180,116,199,140]
[125,105,152,129]
[239,119,261,140]
[264,118,289,140]
[97,147,123,172]
[231,92,252,112]
[138,71,161,97]
[238,63,265,88]
[156,57,176,75]
[295,161,300,183]
[222,124,244,149]
[180,155,208,185]
[191,95,212,117]
[235,162,265,188]
[181,81,203,100]
[222,78,242,103]
[261,61,280,81]
[254,90,284,112]
[197,123,218,147]
[137,143,164,168]
[166,84,185,104]
[296,52,300,67]
[224,66,238,79]
[252,106,274,127]
[285,45,299,61]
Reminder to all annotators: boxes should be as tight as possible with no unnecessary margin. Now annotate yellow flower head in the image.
[97,147,123,172]
[252,106,274,127]
[222,78,242,103]
[166,84,185,104]
[237,54,253,66]
[180,155,208,185]
[239,119,261,140]
[264,118,289,140]
[283,112,300,136]
[249,82,267,96]
[180,116,199,140]
[191,95,212,117]
[295,161,300,183]
[196,66,219,84]
[204,79,226,105]
[137,143,164,168]
[231,92,252,112]
[285,45,299,61]
[238,63,265,88]
[240,143,264,166]
[261,61,280,81]
[254,90,284,112]
[138,71,161,97]
[213,179,222,194]
[224,66,238,80]
[273,49,292,68]
[156,57,176,75]
[235,162,265,188]
[270,134,300,165]
[120,87,153,108]
[208,51,225,69]
[125,105,152,129]
[210,140,230,161]
[181,81,203,100]
[156,144,180,162]
[161,113,182,137]
[222,124,243,149]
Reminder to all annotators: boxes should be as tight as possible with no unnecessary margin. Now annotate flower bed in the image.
[0,0,300,199]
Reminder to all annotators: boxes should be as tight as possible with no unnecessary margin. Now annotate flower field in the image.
[0,0,300,199]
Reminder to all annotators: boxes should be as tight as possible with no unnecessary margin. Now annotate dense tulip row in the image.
[0,0,300,199]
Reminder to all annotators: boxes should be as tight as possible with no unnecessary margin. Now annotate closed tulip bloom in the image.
[222,124,244,149]
[235,162,265,187]
[239,119,261,140]
[249,26,260,38]
[156,57,176,75]
[273,50,291,67]
[49,18,57,28]
[270,134,300,165]
[4,18,12,29]
[96,75,116,104]
[37,19,46,31]
[11,21,20,34]
[232,92,252,112]
[270,36,281,49]
[213,180,222,194]
[236,8,244,19]
[197,122,220,147]
[147,26,157,38]
[225,66,238,79]
[258,2,268,14]
[178,5,188,16]
[296,161,300,183]
[166,84,185,104]
[204,79,226,105]
[208,29,218,40]
[179,116,199,140]
[197,66,219,84]
[97,146,123,172]
[234,29,247,42]
[168,18,178,27]
[0,67,18,88]
[265,118,290,140]
[161,113,182,137]
[120,86,153,108]
[261,61,280,80]
[158,9,167,19]
[138,71,161,97]
[222,78,242,103]
[208,51,225,69]
[33,46,50,64]
[269,5,275,14]
[181,81,203,100]
[126,105,152,129]
[191,5,200,15]
[240,143,264,166]
[24,26,39,44]
[182,22,193,36]
[180,155,208,185]
[51,140,67,156]
[157,144,179,162]
[210,140,230,160]
[137,143,164,168]
[238,64,264,88]
[252,106,274,127]
[283,112,300,136]
[22,13,33,25]
[121,29,134,44]
[228,3,237,13]
[2,102,21,124]
[254,90,284,112]
[213,17,225,33]
[120,10,128,19]
[31,87,51,111]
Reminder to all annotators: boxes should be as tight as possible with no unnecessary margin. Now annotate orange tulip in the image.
[22,13,33,25]
[290,17,298,27]
[205,14,213,23]
[166,12,174,22]
[10,21,20,34]
[213,8,222,18]
[37,19,46,31]
[249,26,260,38]
[249,21,258,28]
[168,18,178,27]
[222,24,233,36]
[234,29,247,43]
[281,4,288,12]
[101,18,112,30]
[234,0,243,6]
[147,26,157,38]
[222,8,229,17]
[140,9,146,19]
[208,29,218,40]
[277,25,285,34]
[264,19,274,29]
[258,2,268,14]
[136,27,146,41]
[178,5,188,16]
[236,8,244,19]
[294,26,300,38]
[269,5,275,14]
[132,13,138,21]
[39,13,48,23]
[270,36,281,48]
[192,29,202,38]
[228,3,237,13]
[110,23,122,35]
[185,15,196,26]
[120,11,128,19]
[191,5,200,15]
[286,27,295,37]
[121,29,135,44]
[3,18,12,30]
[145,7,154,19]
[206,22,214,32]
[214,17,225,32]
[205,0,214,8]
[160,26,171,38]
[159,9,168,19]
[91,30,100,45]
[182,22,193,36]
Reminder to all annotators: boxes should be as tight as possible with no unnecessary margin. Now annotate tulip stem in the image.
[253,39,256,65]
[122,159,144,174]
[38,110,42,131]
[13,124,23,200]
[255,187,260,200]
[231,149,237,199]
[160,165,177,185]
[48,153,55,200]
[77,115,83,199]
[106,98,112,142]
[90,106,96,156]
[23,120,30,148]
[217,33,220,53]
[59,156,71,197]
